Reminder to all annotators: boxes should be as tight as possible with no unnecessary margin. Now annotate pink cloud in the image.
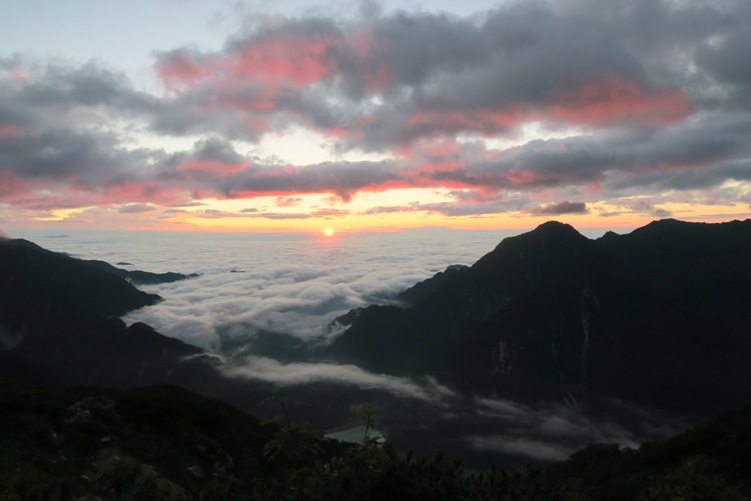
[0,171,38,198]
[551,75,690,126]
[364,76,685,151]
[0,125,22,138]
[230,34,339,89]
[0,179,193,212]
[155,50,216,92]
[157,33,341,93]
[399,76,689,140]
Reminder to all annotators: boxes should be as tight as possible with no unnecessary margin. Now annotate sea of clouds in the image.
[106,229,514,349]
[18,227,690,465]
[12,226,616,354]
[23,228,519,355]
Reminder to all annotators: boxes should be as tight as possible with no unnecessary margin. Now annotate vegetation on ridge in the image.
[1,379,749,500]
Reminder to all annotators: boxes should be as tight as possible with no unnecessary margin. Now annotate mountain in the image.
[325,219,751,417]
[543,400,751,500]
[597,218,751,319]
[2,222,751,482]
[84,259,201,285]
[0,237,357,435]
[0,238,199,388]
[326,222,595,372]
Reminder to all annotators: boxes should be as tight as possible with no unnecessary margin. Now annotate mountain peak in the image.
[531,220,583,237]
[475,220,591,271]
[535,220,573,230]
[495,220,587,251]
[643,218,687,230]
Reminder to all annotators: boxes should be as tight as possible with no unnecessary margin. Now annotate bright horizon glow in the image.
[1,1,750,235]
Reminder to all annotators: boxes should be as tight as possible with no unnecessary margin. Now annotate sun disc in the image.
[324,228,334,237]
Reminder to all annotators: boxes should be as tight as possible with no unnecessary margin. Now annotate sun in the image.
[323,228,334,237]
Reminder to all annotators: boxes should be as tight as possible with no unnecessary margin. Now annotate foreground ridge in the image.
[1,379,749,500]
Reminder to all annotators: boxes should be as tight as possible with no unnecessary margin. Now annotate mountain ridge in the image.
[326,218,751,416]
[2,219,751,478]
[0,237,202,389]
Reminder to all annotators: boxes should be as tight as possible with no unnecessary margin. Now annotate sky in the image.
[2,0,751,233]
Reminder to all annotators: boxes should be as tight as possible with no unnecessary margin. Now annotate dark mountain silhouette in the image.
[0,237,362,436]
[597,218,751,319]
[1,238,161,317]
[3,222,751,479]
[0,237,317,436]
[0,238,201,388]
[326,219,751,417]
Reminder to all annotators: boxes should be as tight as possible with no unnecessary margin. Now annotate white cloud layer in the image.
[28,229,515,351]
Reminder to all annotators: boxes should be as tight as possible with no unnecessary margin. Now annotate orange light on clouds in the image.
[8,188,750,235]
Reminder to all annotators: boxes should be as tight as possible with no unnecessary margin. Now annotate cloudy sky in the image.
[2,0,751,233]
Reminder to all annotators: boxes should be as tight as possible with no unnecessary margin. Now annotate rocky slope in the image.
[326,219,751,416]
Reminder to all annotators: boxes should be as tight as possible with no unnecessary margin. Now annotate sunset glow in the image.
[1,1,750,235]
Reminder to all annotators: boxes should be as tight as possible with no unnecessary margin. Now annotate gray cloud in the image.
[145,0,751,150]
[3,59,151,117]
[118,204,156,213]
[212,159,407,201]
[2,1,751,218]
[528,201,588,215]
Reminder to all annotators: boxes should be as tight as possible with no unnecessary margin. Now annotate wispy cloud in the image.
[527,201,588,216]
[462,395,689,463]
[224,356,456,403]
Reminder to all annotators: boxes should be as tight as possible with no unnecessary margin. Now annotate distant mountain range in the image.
[326,219,751,417]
